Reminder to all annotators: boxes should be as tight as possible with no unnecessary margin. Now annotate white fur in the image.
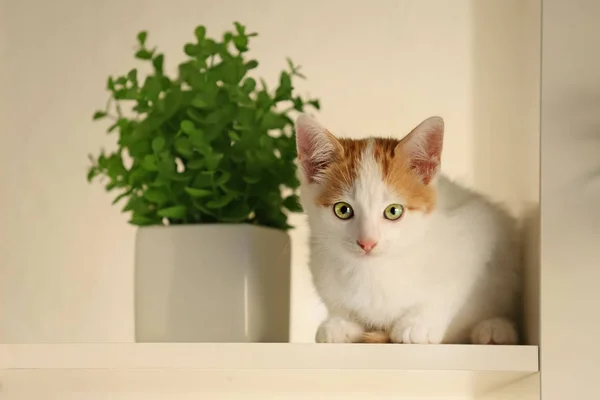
[296,117,522,345]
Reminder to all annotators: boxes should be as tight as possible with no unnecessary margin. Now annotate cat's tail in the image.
[470,317,519,345]
[361,317,520,344]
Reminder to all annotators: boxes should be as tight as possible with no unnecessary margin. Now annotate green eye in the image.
[384,204,404,221]
[333,202,354,220]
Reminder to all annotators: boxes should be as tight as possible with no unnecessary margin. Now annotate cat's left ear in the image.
[396,116,444,185]
[295,114,343,183]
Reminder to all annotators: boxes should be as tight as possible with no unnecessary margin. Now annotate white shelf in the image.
[0,343,539,399]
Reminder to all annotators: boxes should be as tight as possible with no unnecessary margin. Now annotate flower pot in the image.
[134,224,291,342]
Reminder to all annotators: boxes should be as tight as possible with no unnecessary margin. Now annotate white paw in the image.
[390,316,445,344]
[471,318,519,345]
[315,317,365,343]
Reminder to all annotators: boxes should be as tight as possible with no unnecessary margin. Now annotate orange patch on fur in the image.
[361,331,391,343]
[316,138,368,206]
[373,138,437,213]
[313,136,437,213]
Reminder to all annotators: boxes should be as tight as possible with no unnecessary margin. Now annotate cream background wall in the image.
[540,0,600,398]
[0,0,539,343]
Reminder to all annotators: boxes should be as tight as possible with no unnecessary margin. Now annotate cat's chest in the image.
[322,260,427,327]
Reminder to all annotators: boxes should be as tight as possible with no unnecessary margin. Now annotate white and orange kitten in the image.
[295,114,522,345]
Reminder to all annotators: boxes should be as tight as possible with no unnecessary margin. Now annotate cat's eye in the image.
[333,202,354,220]
[384,204,404,221]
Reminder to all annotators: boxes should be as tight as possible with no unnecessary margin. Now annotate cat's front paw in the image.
[390,316,445,344]
[315,317,365,343]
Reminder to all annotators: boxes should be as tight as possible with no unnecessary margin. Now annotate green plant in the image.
[87,22,320,230]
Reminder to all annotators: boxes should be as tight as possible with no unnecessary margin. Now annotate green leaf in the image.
[189,130,208,152]
[280,71,291,88]
[205,153,223,170]
[286,57,295,71]
[234,22,246,35]
[207,193,235,209]
[261,112,286,129]
[221,184,244,196]
[144,188,168,204]
[172,173,191,183]
[260,78,269,91]
[112,190,132,205]
[192,199,218,217]
[175,137,193,157]
[283,195,303,212]
[233,35,248,52]
[163,88,182,116]
[157,205,187,219]
[191,96,209,108]
[127,169,147,186]
[292,97,304,111]
[184,187,212,197]
[93,111,107,120]
[152,137,165,153]
[194,26,206,40]
[220,204,251,222]
[231,152,245,163]
[114,88,138,100]
[275,71,293,100]
[187,159,204,169]
[129,215,156,226]
[184,43,199,56]
[127,68,138,83]
[204,38,218,54]
[135,49,153,60]
[192,171,213,187]
[228,130,240,141]
[137,31,148,46]
[259,135,273,148]
[180,120,196,135]
[215,171,231,186]
[141,155,159,171]
[142,77,162,101]
[157,153,176,175]
[243,176,260,184]
[152,54,164,73]
[242,77,257,93]
[186,108,205,123]
[122,196,147,213]
[86,166,98,182]
[246,60,259,70]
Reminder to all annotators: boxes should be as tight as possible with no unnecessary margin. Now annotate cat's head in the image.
[295,114,444,259]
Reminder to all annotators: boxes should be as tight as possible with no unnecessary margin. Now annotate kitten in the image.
[295,114,522,345]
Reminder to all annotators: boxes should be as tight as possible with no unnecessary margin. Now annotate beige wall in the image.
[0,0,539,343]
[541,0,600,398]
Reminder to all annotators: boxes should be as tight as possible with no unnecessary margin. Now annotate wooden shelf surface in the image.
[0,343,540,399]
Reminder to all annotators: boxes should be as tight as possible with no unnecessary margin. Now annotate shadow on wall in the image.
[471,0,541,347]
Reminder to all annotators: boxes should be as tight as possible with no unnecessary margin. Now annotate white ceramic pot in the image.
[134,224,291,342]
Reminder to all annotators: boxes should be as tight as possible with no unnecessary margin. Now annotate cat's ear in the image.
[295,114,343,183]
[396,116,444,185]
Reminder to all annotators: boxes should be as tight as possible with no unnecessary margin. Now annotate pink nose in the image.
[357,239,377,253]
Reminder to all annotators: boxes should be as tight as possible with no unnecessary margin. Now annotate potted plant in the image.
[87,22,320,342]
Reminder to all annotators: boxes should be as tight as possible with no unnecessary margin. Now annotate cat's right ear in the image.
[396,116,444,185]
[295,114,343,183]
